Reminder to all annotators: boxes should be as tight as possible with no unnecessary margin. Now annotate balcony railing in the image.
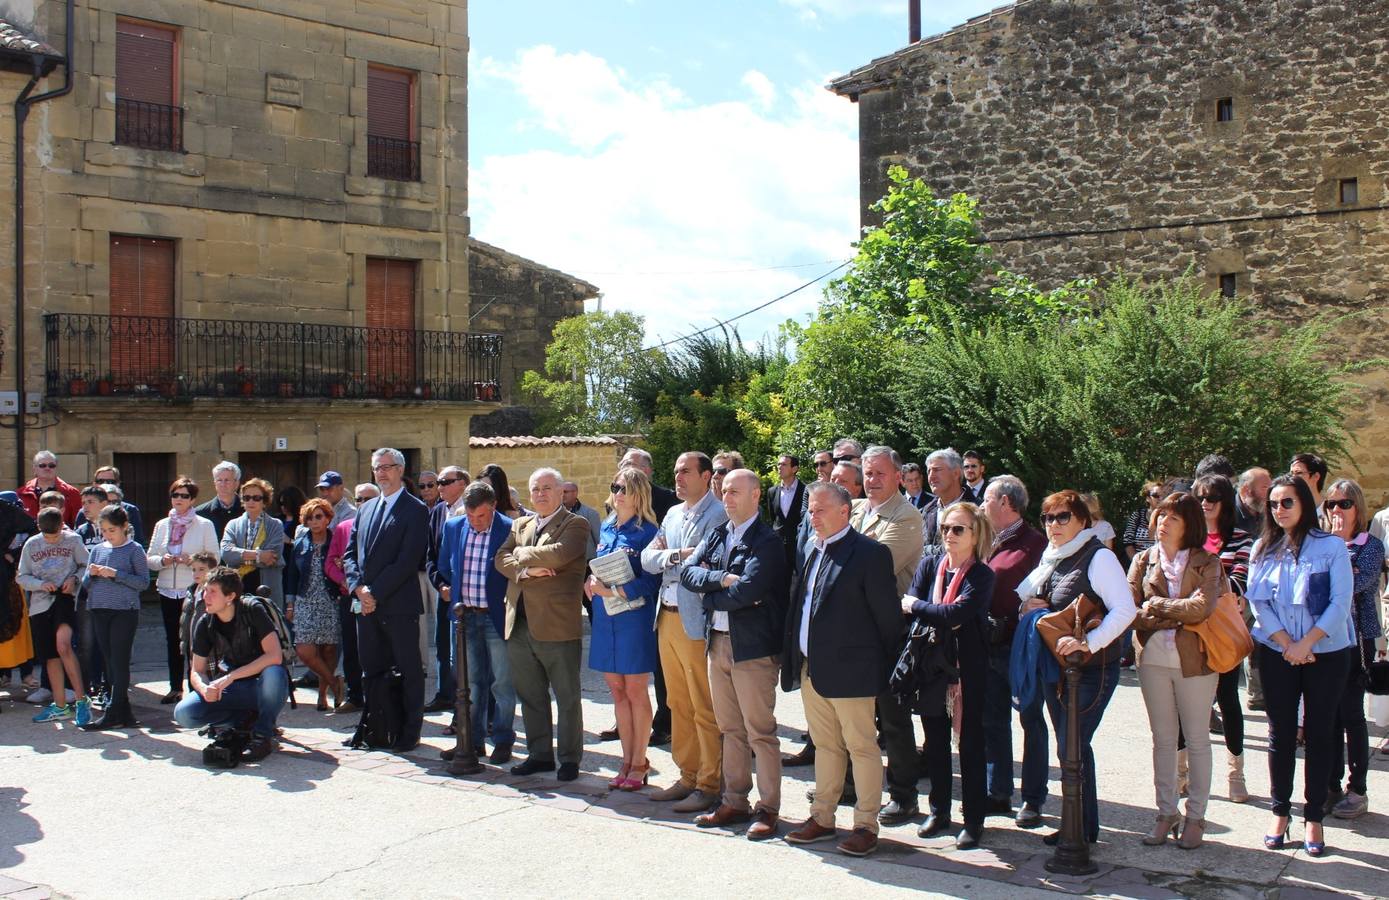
[115,98,184,152]
[45,313,503,403]
[366,134,421,181]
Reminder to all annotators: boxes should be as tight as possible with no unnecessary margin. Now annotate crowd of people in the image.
[3,442,1386,859]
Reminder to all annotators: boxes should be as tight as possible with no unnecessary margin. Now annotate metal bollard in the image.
[1045,656,1097,876]
[446,605,483,776]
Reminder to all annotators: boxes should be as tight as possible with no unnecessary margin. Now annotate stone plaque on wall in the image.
[266,74,303,108]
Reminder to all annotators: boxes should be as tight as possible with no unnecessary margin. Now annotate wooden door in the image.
[109,235,176,386]
[112,452,176,534]
[365,258,417,391]
[237,452,315,507]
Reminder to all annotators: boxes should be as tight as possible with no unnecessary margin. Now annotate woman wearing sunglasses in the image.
[1017,489,1137,846]
[1128,492,1224,849]
[284,497,344,711]
[1320,478,1383,821]
[902,503,996,849]
[219,478,285,613]
[147,477,220,704]
[1245,475,1354,856]
[585,467,663,790]
[1123,481,1165,563]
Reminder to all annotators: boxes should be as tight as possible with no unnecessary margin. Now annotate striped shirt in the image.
[85,540,150,611]
[1206,528,1252,596]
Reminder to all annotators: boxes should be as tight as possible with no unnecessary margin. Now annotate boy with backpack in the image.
[18,507,90,723]
[173,566,290,762]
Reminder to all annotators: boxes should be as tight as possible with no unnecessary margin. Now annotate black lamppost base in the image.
[1045,658,1098,877]
[443,606,484,778]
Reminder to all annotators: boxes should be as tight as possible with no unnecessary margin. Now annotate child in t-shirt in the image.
[17,508,90,724]
[79,505,149,731]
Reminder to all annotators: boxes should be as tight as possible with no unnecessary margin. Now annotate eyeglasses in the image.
[419,482,438,490]
[371,463,402,472]
[712,467,730,476]
[941,523,970,537]
[609,483,627,495]
[1271,497,1298,510]
[36,462,56,469]
[1195,494,1220,505]
[962,463,981,470]
[833,455,860,464]
[355,495,373,503]
[814,460,833,468]
[169,492,192,500]
[1323,498,1354,511]
[241,494,265,503]
[1042,512,1073,526]
[438,477,464,487]
[306,512,329,521]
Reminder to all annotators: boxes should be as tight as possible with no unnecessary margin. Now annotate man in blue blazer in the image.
[344,448,431,752]
[438,480,516,763]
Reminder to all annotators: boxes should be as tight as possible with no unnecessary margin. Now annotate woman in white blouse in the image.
[146,476,219,703]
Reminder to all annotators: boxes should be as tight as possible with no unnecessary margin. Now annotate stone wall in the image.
[833,0,1389,501]
[469,436,624,511]
[467,238,597,403]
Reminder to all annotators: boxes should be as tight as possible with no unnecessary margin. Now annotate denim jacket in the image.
[1246,529,1354,654]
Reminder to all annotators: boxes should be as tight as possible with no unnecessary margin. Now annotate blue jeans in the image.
[1043,661,1120,842]
[459,609,515,749]
[1019,686,1050,808]
[174,665,289,739]
[984,644,1015,800]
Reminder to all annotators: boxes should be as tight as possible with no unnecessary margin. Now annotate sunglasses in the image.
[306,512,329,521]
[438,477,464,487]
[609,483,627,495]
[1042,512,1073,526]
[941,523,970,537]
[169,492,192,500]
[241,494,265,502]
[833,455,859,464]
[36,462,56,469]
[419,482,438,490]
[1195,494,1220,505]
[355,495,373,503]
[1271,497,1298,510]
[814,460,833,468]
[1323,498,1354,511]
[712,467,730,476]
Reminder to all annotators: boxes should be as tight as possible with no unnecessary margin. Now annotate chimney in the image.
[909,0,921,43]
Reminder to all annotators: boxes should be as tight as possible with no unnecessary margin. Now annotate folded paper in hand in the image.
[589,550,635,586]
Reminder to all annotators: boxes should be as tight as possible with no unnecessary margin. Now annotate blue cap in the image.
[316,471,344,488]
[0,491,20,508]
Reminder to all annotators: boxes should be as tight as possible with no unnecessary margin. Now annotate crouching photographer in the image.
[174,566,289,764]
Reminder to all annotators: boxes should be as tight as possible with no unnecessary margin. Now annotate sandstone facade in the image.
[832,0,1389,500]
[468,435,625,513]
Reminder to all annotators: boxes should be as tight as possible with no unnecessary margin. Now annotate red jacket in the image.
[18,476,82,526]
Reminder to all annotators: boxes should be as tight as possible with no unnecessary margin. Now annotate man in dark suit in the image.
[781,481,900,858]
[438,480,516,763]
[962,450,990,504]
[684,469,790,839]
[343,447,431,752]
[765,454,805,567]
[424,466,470,713]
[920,448,967,554]
[902,463,929,510]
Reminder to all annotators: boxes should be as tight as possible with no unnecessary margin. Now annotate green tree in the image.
[519,311,650,434]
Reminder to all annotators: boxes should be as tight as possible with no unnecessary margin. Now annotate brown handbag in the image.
[1185,591,1253,674]
[1035,593,1104,664]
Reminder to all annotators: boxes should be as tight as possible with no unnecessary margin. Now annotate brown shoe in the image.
[746,809,779,841]
[648,781,696,802]
[836,827,879,857]
[785,818,836,845]
[695,804,753,829]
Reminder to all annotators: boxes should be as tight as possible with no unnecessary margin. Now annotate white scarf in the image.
[1016,526,1099,601]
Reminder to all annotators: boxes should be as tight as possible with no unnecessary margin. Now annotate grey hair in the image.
[530,467,563,487]
[1236,467,1269,491]
[212,460,241,480]
[419,470,438,480]
[926,447,963,471]
[355,483,379,498]
[985,474,1028,512]
[832,437,864,457]
[33,450,56,464]
[371,447,406,467]
[862,445,901,472]
[621,448,653,472]
[439,465,466,480]
[833,461,864,486]
[807,480,852,507]
[1325,478,1369,536]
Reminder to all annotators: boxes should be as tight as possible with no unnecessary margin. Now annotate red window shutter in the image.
[109,236,175,382]
[365,258,417,386]
[116,20,176,105]
[368,66,413,140]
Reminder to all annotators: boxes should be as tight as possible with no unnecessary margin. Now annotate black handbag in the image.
[1361,635,1389,696]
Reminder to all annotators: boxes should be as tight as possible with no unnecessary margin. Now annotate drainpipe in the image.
[909,0,921,43]
[13,0,74,485]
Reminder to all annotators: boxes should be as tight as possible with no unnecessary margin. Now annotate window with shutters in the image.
[108,236,176,386]
[365,258,418,390]
[366,65,420,181]
[115,19,182,151]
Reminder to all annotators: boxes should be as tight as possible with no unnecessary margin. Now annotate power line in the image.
[640,260,851,353]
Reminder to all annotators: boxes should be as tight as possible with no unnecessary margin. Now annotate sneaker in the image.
[74,697,92,727]
[32,703,72,723]
[1332,791,1368,819]
[26,687,53,704]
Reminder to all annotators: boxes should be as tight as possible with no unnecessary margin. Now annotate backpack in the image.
[349,669,404,749]
[208,588,298,710]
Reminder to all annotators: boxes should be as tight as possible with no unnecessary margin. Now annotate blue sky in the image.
[468,1,1008,346]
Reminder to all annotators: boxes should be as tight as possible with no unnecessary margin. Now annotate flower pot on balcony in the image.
[239,380,255,396]
[278,381,295,398]
[96,378,113,396]
[69,377,88,396]
[414,383,432,400]
[327,382,346,399]
[158,380,178,398]
[382,383,398,399]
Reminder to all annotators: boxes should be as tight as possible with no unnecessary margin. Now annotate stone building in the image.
[830,0,1389,495]
[0,0,591,519]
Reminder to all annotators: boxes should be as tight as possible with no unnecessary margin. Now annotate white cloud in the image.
[779,0,900,19]
[470,46,860,345]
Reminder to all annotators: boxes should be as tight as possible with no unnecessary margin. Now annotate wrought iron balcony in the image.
[45,313,503,403]
[115,98,184,152]
[366,134,421,181]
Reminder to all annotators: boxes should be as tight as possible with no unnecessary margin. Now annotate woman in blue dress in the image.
[585,466,661,791]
